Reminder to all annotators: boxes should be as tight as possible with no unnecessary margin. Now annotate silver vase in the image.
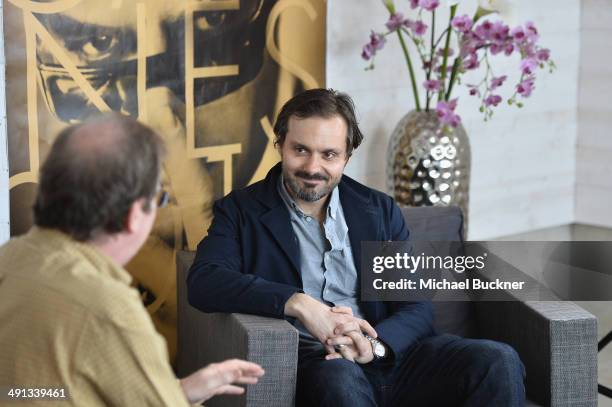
[387,110,471,230]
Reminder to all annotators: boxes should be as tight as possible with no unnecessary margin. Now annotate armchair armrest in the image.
[177,251,299,407]
[475,301,598,407]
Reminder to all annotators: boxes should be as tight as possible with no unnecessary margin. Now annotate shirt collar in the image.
[327,183,340,221]
[27,227,132,286]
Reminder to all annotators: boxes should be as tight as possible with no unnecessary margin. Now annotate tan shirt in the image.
[0,228,189,406]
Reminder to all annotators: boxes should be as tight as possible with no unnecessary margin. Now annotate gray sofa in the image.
[176,206,598,407]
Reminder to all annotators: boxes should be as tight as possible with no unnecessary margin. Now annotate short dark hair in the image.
[273,88,364,157]
[33,113,165,241]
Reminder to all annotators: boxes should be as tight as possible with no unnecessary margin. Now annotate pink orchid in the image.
[525,21,539,42]
[423,79,442,91]
[362,1,555,122]
[436,99,461,128]
[361,32,386,60]
[412,20,428,36]
[451,15,473,34]
[386,13,410,31]
[510,26,526,43]
[419,0,440,11]
[536,48,550,62]
[484,94,502,107]
[474,20,494,40]
[520,58,538,75]
[490,75,507,90]
[517,77,535,97]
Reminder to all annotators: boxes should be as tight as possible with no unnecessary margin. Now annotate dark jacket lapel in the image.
[339,177,381,274]
[255,164,301,278]
[339,177,382,321]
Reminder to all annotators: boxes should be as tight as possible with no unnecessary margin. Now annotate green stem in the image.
[426,9,436,111]
[397,29,421,112]
[400,27,429,71]
[438,4,457,102]
[445,13,480,100]
[445,58,461,100]
[433,27,450,50]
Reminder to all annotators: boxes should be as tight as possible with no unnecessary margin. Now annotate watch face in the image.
[374,342,386,357]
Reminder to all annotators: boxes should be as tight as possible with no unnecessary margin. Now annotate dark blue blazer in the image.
[188,163,434,357]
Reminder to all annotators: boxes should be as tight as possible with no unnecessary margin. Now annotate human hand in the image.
[325,306,377,364]
[284,295,375,353]
[180,359,264,405]
[325,330,374,364]
[329,306,377,338]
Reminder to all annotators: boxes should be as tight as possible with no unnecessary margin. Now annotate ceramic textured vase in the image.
[387,110,471,230]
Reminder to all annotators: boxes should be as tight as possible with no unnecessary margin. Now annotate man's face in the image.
[280,115,349,203]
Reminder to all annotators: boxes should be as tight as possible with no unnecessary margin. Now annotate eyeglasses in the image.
[156,189,169,208]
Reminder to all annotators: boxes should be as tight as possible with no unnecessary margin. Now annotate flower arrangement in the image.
[362,0,556,127]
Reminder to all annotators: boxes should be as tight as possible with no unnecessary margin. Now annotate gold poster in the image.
[4,0,326,362]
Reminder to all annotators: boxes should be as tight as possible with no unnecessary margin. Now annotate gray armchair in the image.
[177,206,598,407]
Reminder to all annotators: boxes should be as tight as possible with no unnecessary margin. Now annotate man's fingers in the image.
[338,345,355,362]
[357,319,378,338]
[233,376,260,385]
[182,360,260,405]
[214,359,265,386]
[222,359,265,376]
[325,352,343,360]
[334,321,359,335]
[239,367,265,378]
[214,384,245,396]
[347,330,370,356]
[333,319,377,338]
[326,336,354,346]
[324,344,336,354]
[331,306,353,315]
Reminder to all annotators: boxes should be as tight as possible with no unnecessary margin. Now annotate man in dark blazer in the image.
[188,89,525,406]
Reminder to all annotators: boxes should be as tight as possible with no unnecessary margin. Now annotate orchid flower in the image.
[362,0,554,124]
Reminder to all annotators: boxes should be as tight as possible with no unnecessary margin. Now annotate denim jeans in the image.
[296,334,526,407]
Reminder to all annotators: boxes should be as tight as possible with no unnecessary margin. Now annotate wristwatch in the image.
[364,335,387,360]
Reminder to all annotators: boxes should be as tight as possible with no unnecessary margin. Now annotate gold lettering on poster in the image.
[267,0,319,90]
[247,116,278,185]
[185,0,240,194]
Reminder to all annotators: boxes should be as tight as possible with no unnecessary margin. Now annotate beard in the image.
[284,169,340,202]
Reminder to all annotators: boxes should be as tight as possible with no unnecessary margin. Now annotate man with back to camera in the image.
[187,88,526,406]
[0,114,264,406]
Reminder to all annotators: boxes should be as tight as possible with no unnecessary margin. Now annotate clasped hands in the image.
[285,293,378,364]
[324,305,377,364]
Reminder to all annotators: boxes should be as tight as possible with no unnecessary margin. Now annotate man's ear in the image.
[124,199,146,234]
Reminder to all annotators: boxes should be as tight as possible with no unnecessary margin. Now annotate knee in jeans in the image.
[318,359,365,381]
[299,359,373,405]
[471,340,524,379]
